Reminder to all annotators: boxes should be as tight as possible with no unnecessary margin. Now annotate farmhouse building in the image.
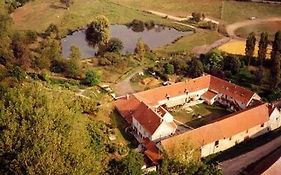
[115,75,281,159]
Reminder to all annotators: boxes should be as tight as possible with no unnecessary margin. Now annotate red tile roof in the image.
[202,90,218,101]
[209,76,255,105]
[132,102,162,135]
[115,95,141,123]
[134,75,211,106]
[161,103,270,154]
[144,140,162,165]
[133,75,256,107]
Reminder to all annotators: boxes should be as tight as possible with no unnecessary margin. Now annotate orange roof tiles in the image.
[134,75,211,106]
[115,95,141,123]
[209,76,255,105]
[133,75,255,107]
[161,103,270,154]
[144,140,162,165]
[132,102,162,135]
[202,90,218,100]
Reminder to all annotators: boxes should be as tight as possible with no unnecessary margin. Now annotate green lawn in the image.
[11,0,192,34]
[235,21,281,40]
[222,1,281,24]
[110,110,139,148]
[156,30,223,53]
[170,103,230,127]
[113,0,222,19]
[113,0,281,24]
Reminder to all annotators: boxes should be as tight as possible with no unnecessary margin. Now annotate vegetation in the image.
[258,32,269,66]
[245,32,256,66]
[65,45,82,78]
[86,15,110,46]
[0,83,109,174]
[83,69,101,86]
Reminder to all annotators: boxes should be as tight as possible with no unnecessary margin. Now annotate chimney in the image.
[126,94,129,99]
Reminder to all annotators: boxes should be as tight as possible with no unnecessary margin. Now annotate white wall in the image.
[269,108,281,130]
[157,89,208,108]
[132,117,151,139]
[151,121,176,141]
[200,123,269,157]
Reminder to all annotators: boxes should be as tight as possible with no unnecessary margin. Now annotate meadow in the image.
[235,21,281,40]
[113,0,281,24]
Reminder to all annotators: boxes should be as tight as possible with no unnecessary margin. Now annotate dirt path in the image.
[112,68,143,97]
[226,17,281,39]
[220,135,281,175]
[192,37,231,55]
[147,10,219,25]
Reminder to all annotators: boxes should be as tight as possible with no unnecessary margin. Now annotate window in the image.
[246,130,249,134]
[215,140,219,147]
[229,137,232,141]
[261,123,264,127]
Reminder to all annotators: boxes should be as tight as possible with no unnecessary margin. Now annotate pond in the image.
[61,25,190,58]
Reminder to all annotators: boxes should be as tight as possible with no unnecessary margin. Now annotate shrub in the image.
[83,69,101,86]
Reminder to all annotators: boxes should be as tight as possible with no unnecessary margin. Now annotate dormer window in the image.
[166,94,170,100]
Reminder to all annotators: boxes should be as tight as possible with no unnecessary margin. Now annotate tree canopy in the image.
[86,16,110,46]
[0,83,108,174]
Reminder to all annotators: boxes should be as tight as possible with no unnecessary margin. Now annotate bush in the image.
[164,63,175,74]
[83,69,101,86]
[106,38,124,53]
[128,19,145,32]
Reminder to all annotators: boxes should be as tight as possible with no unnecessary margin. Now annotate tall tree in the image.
[86,16,110,46]
[66,46,81,78]
[271,31,281,61]
[245,32,256,66]
[271,51,281,88]
[135,38,146,61]
[258,32,269,66]
[189,58,204,78]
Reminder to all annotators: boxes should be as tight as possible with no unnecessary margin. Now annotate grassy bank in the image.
[113,0,281,24]
[11,0,192,34]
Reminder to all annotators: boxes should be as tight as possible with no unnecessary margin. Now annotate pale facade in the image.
[200,124,269,157]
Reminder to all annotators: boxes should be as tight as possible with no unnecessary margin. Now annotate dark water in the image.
[61,25,190,58]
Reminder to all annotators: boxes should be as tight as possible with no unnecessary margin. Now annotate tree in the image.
[65,46,81,78]
[44,24,60,38]
[223,55,241,74]
[271,31,281,62]
[11,32,32,69]
[60,0,73,9]
[170,58,187,75]
[84,69,101,86]
[86,16,110,46]
[203,50,223,72]
[245,32,256,66]
[271,51,281,88]
[189,58,204,78]
[120,151,144,175]
[164,63,175,75]
[191,12,202,23]
[0,84,108,174]
[38,36,62,70]
[106,38,124,53]
[135,38,146,61]
[258,32,269,66]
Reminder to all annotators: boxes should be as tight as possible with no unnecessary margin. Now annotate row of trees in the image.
[245,31,281,87]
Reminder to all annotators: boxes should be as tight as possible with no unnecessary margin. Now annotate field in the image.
[157,30,223,53]
[10,0,191,33]
[235,21,281,40]
[113,0,281,24]
[218,40,271,57]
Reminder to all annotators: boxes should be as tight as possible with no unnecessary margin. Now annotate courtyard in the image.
[169,102,231,128]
